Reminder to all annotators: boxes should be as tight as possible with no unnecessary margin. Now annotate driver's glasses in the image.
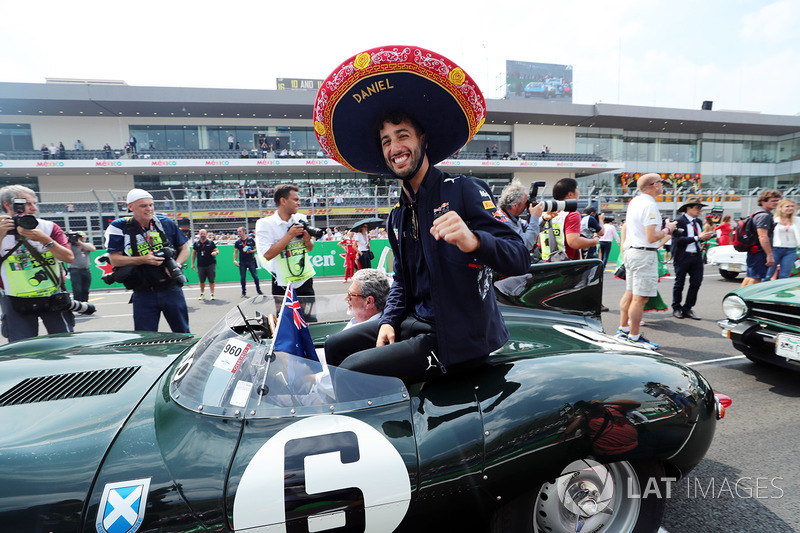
[346,292,363,300]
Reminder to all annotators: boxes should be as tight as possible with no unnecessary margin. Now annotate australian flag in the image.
[272,284,318,361]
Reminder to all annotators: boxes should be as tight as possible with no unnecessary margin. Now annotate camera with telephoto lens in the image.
[153,247,187,286]
[604,214,616,223]
[65,230,82,244]
[528,180,578,213]
[9,198,38,236]
[290,220,324,240]
[67,299,96,315]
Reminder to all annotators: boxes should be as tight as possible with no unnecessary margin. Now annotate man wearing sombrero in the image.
[671,197,714,320]
[317,46,530,384]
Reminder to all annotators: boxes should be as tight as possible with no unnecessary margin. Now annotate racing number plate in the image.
[775,333,800,362]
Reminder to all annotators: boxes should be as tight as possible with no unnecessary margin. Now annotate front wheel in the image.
[719,269,739,280]
[490,459,666,533]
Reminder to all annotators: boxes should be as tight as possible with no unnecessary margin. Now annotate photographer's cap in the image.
[126,188,153,205]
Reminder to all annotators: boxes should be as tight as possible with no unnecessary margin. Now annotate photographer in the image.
[191,229,218,301]
[255,184,316,317]
[106,188,190,333]
[497,178,543,251]
[0,185,75,342]
[67,231,96,303]
[538,178,600,261]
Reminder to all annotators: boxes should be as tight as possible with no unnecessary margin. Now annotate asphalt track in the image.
[11,265,800,532]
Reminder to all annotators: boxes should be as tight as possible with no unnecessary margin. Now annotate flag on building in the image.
[272,283,318,361]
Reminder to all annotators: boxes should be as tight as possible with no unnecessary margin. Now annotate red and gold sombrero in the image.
[314,45,486,174]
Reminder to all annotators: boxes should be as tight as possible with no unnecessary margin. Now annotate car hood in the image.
[729,277,800,305]
[0,331,194,518]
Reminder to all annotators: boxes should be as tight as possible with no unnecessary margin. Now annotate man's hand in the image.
[17,226,49,244]
[377,323,395,346]
[0,216,13,240]
[287,224,305,239]
[190,263,196,270]
[699,230,714,241]
[529,202,544,218]
[430,211,480,253]
[664,218,678,233]
[233,260,239,267]
[766,253,775,267]
[141,253,165,266]
[598,213,606,224]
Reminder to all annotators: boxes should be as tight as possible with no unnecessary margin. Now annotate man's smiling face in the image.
[380,119,425,179]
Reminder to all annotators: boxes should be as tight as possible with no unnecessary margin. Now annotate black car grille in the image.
[0,366,140,406]
[750,302,800,328]
[106,336,192,348]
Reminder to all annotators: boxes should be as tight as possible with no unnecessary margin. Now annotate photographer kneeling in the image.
[0,185,76,342]
[106,188,190,333]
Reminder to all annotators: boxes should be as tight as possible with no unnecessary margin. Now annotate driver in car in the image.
[320,47,529,385]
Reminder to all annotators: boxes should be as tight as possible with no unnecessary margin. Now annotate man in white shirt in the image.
[618,174,677,349]
[255,184,316,317]
[342,268,390,329]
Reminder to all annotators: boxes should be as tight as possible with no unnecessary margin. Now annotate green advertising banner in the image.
[70,240,394,291]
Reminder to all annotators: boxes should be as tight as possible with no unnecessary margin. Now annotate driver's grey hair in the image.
[498,179,527,211]
[0,185,37,212]
[351,268,391,311]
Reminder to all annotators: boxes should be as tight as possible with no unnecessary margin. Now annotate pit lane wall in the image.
[65,239,623,292]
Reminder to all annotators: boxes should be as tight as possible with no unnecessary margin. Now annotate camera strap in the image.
[0,240,23,267]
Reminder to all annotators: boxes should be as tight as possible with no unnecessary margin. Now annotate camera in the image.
[604,214,616,223]
[65,230,82,244]
[581,226,599,239]
[528,180,578,213]
[153,247,188,286]
[291,220,324,240]
[663,218,685,237]
[9,198,37,236]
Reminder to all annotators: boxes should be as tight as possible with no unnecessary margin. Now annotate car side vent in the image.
[0,366,140,406]
[106,337,191,348]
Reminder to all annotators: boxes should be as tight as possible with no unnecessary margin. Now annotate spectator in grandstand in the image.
[228,133,235,149]
[316,149,325,158]
[342,268,391,330]
[260,139,269,158]
[41,144,49,160]
[255,184,317,318]
[275,137,281,151]
[191,228,219,301]
[279,148,288,158]
[103,143,112,159]
[124,142,132,155]
[0,185,76,342]
[49,143,58,159]
[128,135,137,153]
[492,144,498,158]
[288,149,296,158]
[58,142,66,159]
[74,140,84,151]
[296,149,304,158]
[240,147,249,159]
[106,188,190,333]
[68,231,96,303]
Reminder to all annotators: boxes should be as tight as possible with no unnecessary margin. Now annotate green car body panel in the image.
[0,261,720,532]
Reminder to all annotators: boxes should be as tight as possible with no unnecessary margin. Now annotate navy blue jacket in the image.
[381,167,529,369]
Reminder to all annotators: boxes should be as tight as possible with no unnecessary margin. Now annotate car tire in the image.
[719,269,739,280]
[489,459,666,533]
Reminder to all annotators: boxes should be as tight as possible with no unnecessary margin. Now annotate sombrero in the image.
[677,196,708,212]
[313,45,486,174]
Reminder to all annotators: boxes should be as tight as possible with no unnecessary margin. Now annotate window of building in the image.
[0,124,33,152]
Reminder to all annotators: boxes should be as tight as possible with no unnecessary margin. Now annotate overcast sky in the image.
[1,0,798,116]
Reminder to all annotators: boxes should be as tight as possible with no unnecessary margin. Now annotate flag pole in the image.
[258,281,293,406]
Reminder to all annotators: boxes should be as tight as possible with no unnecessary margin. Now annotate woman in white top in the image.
[355,224,371,269]
[765,199,800,280]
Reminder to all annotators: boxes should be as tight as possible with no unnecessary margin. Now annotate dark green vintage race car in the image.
[0,261,724,533]
[720,276,800,371]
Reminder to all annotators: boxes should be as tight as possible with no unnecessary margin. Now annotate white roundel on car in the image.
[233,414,411,532]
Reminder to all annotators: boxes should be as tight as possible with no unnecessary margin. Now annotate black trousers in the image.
[272,277,315,320]
[672,253,704,311]
[324,315,445,386]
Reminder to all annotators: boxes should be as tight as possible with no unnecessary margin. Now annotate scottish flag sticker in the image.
[95,478,151,533]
